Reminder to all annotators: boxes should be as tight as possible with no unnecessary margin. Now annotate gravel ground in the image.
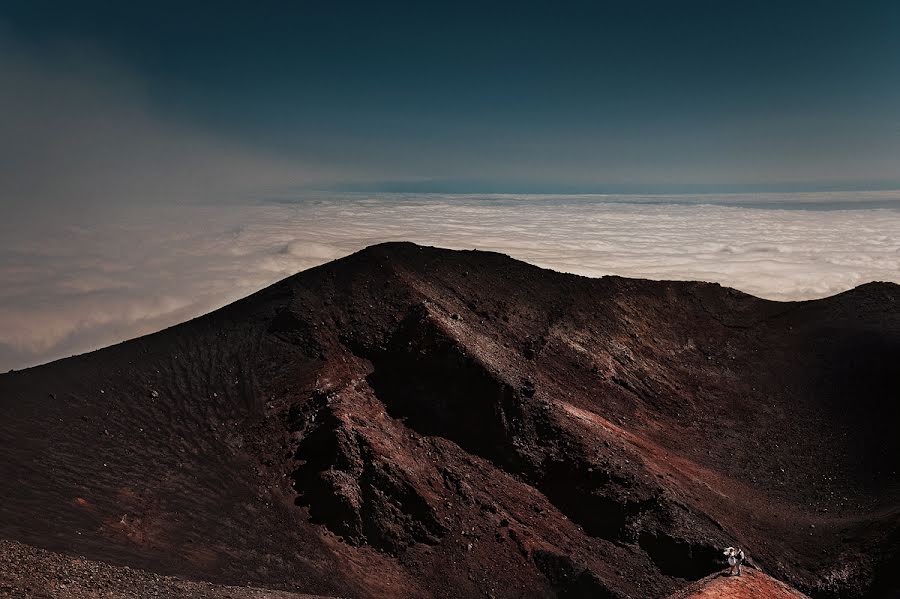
[0,539,336,599]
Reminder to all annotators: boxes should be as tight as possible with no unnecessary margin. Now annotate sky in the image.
[1,0,899,197]
[2,2,900,370]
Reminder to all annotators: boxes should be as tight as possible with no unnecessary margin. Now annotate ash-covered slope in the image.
[1,242,898,599]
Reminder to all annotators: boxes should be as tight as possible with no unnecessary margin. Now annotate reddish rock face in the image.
[0,242,898,598]
[668,567,812,599]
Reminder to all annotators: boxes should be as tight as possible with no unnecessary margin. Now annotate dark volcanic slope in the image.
[1,242,898,599]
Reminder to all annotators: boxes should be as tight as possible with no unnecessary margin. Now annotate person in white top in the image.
[723,546,745,576]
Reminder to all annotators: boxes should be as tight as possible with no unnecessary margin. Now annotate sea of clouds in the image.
[2,192,899,371]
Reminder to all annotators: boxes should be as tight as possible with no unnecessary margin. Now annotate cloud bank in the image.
[2,193,899,371]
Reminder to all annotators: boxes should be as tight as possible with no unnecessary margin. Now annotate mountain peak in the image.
[1,245,898,598]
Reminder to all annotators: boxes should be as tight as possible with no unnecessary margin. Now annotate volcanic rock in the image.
[0,242,898,598]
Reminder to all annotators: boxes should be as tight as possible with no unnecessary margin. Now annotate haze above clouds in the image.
[0,33,345,212]
[3,194,899,371]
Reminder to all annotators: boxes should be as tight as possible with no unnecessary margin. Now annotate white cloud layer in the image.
[2,192,900,371]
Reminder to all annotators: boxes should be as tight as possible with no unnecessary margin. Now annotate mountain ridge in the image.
[1,242,898,598]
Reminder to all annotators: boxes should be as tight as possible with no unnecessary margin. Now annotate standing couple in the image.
[724,546,745,576]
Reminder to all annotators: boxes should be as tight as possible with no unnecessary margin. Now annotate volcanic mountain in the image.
[1,243,898,598]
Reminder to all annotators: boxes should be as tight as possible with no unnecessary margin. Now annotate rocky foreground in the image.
[1,243,898,598]
[0,539,332,599]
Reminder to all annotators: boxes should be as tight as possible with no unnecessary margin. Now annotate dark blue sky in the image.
[2,0,899,194]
